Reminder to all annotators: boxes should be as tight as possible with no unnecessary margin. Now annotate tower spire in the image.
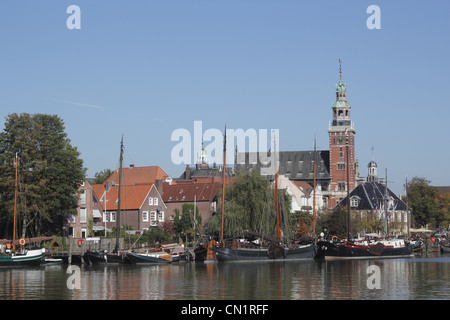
[339,59,342,81]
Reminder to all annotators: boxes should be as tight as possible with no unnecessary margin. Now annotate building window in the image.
[158,211,164,222]
[154,198,158,206]
[103,212,109,222]
[142,211,149,222]
[350,196,360,208]
[80,190,86,205]
[337,163,346,170]
[150,211,156,221]
[149,197,153,205]
[69,214,76,223]
[338,182,346,192]
[110,212,116,222]
[80,208,87,223]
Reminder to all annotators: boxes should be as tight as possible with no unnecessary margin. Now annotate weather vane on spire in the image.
[339,59,342,81]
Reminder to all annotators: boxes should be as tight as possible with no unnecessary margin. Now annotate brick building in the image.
[69,180,104,238]
[235,63,362,209]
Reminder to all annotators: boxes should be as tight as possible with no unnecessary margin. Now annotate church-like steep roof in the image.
[337,181,408,211]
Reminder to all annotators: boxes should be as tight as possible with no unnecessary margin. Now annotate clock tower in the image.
[328,60,357,208]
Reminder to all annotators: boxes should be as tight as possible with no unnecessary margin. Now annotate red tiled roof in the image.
[93,184,153,211]
[162,182,221,203]
[107,166,169,186]
[291,180,313,194]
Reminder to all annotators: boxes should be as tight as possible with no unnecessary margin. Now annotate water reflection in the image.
[0,255,449,300]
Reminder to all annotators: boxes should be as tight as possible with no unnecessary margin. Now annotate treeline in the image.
[0,113,85,239]
[406,177,449,230]
[1,113,447,242]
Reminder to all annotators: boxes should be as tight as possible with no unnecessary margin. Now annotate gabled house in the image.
[159,180,222,228]
[93,183,168,233]
[72,164,225,237]
[69,180,104,238]
[277,175,325,213]
[337,180,409,236]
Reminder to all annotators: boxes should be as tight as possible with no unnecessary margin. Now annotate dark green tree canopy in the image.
[407,177,440,229]
[93,168,114,185]
[0,113,85,238]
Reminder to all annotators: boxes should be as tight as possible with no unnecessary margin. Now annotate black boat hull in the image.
[194,244,207,262]
[215,244,316,262]
[83,251,129,264]
[316,241,414,260]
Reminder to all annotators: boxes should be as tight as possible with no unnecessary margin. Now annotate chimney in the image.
[155,179,163,194]
[105,180,113,192]
[185,165,191,180]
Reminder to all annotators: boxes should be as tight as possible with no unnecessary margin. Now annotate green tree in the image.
[436,193,450,229]
[207,171,293,240]
[323,206,348,239]
[407,177,439,228]
[0,113,85,238]
[173,204,201,241]
[93,168,114,185]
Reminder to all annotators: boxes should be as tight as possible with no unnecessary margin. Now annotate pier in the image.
[48,237,124,264]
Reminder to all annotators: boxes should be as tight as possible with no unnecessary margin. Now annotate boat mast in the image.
[384,168,389,238]
[405,176,410,239]
[114,136,124,253]
[13,153,18,248]
[312,137,317,240]
[346,129,351,241]
[220,126,226,244]
[274,132,280,241]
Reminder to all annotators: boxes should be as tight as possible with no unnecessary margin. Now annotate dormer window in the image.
[350,195,361,208]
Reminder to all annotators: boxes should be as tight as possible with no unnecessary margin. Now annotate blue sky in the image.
[1,1,449,196]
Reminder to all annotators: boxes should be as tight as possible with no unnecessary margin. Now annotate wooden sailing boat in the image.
[0,154,45,267]
[84,137,128,264]
[202,127,228,263]
[214,132,316,262]
[274,136,317,260]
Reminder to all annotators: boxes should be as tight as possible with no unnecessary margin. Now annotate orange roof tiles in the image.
[107,166,169,186]
[291,180,314,194]
[93,184,153,211]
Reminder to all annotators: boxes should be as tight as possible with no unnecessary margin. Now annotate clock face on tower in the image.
[337,136,345,145]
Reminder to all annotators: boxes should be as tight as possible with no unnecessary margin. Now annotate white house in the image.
[277,175,325,214]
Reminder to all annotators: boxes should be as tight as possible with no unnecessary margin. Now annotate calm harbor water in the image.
[1,253,449,300]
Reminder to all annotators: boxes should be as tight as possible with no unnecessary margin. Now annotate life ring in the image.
[78,239,84,247]
[19,238,26,246]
